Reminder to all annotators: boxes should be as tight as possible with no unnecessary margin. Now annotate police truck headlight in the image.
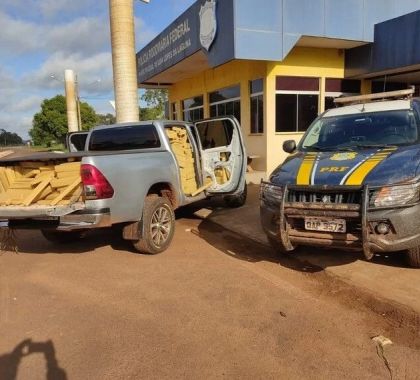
[260,182,283,205]
[370,183,420,208]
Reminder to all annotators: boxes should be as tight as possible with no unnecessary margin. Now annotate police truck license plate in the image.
[304,217,346,233]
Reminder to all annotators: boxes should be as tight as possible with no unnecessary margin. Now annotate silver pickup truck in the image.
[0,117,247,254]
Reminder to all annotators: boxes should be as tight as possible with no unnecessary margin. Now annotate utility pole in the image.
[109,0,140,123]
[64,69,80,132]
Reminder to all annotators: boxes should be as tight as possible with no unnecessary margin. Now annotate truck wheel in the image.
[405,247,420,268]
[224,183,247,208]
[267,234,295,254]
[133,195,175,255]
[41,230,84,244]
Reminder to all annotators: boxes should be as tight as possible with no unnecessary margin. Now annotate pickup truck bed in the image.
[0,154,84,209]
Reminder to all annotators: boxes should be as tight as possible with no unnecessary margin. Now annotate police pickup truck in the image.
[260,89,420,268]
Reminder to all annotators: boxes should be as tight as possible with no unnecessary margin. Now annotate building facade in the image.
[137,0,420,178]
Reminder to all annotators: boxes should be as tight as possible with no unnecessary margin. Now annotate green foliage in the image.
[97,113,116,125]
[140,89,168,120]
[30,95,98,147]
[139,107,162,121]
[0,129,23,146]
[80,102,99,131]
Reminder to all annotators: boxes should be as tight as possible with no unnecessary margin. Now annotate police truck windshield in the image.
[301,110,419,151]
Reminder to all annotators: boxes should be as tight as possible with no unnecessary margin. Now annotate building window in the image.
[171,102,178,120]
[182,95,204,122]
[325,79,361,111]
[250,79,264,134]
[209,85,241,123]
[275,76,319,133]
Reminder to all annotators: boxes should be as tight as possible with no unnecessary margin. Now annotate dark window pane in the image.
[257,96,264,133]
[250,79,263,94]
[210,105,217,118]
[233,101,241,123]
[250,97,258,134]
[276,94,297,132]
[298,95,318,132]
[196,119,234,149]
[276,76,319,91]
[225,101,234,117]
[326,79,361,93]
[217,103,226,116]
[182,95,203,110]
[89,125,160,151]
[371,81,407,93]
[209,85,240,103]
[325,96,336,111]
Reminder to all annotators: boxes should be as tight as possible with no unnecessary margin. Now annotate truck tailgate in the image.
[0,202,85,218]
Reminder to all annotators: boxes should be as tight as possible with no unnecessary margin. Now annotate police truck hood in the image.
[270,145,420,187]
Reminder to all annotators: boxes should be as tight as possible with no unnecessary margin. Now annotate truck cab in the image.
[260,89,420,268]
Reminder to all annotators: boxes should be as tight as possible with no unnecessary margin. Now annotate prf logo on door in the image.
[320,167,350,173]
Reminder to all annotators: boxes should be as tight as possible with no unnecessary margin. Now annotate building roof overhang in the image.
[345,10,420,83]
[137,0,420,88]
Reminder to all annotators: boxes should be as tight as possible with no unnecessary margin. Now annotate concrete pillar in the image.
[109,0,140,123]
[64,69,79,133]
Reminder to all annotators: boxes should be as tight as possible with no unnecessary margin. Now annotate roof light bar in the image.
[334,88,415,105]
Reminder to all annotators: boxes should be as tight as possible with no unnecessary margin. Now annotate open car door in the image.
[193,116,246,195]
[66,132,89,152]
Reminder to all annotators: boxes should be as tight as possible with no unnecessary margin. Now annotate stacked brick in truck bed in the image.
[0,161,82,206]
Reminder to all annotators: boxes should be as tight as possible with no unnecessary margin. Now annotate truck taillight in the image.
[81,164,114,200]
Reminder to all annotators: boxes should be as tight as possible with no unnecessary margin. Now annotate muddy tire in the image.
[267,234,295,254]
[224,183,247,208]
[41,230,84,244]
[132,196,175,255]
[405,247,420,268]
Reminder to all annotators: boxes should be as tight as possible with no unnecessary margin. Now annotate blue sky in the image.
[0,0,196,139]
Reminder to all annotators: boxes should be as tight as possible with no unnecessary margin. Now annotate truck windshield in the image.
[301,110,419,151]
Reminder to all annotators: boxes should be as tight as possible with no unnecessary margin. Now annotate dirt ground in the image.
[0,214,419,380]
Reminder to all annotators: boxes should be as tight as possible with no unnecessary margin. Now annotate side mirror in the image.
[283,140,296,154]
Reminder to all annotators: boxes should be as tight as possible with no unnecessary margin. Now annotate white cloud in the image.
[0,0,188,140]
[24,51,114,94]
[0,11,111,57]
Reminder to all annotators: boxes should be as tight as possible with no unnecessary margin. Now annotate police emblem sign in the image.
[199,0,217,51]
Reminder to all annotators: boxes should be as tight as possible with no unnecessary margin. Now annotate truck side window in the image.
[196,120,233,149]
[89,125,161,151]
[69,134,88,151]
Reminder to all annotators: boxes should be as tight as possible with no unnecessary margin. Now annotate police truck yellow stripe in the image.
[344,148,397,186]
[296,153,317,185]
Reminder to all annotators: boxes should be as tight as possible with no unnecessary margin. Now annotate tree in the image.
[139,107,162,121]
[30,95,98,146]
[97,113,116,125]
[0,129,23,146]
[140,89,168,120]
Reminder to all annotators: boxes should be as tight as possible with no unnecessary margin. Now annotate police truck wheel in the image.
[405,247,420,268]
[41,230,84,244]
[224,183,247,208]
[133,195,175,255]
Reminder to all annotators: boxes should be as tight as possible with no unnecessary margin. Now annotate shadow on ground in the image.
[181,187,409,272]
[7,227,135,255]
[0,339,67,380]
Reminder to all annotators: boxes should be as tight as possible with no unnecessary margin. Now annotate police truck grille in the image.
[287,190,361,204]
